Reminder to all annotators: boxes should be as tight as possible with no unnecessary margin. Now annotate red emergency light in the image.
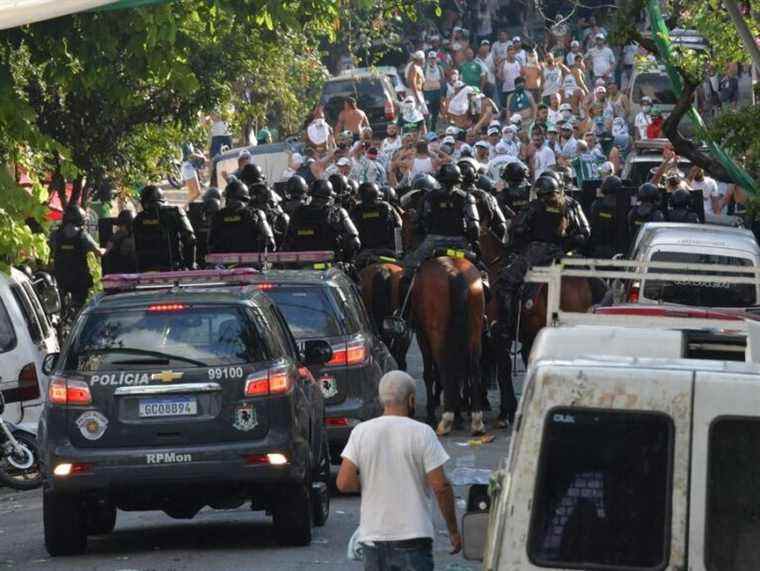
[102,268,260,293]
[205,251,334,266]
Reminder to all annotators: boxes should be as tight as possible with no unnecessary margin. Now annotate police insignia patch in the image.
[233,403,258,432]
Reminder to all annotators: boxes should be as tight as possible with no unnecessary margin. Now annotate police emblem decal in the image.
[76,410,109,441]
[233,403,258,432]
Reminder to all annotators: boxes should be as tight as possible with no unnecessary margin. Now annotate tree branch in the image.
[662,80,732,181]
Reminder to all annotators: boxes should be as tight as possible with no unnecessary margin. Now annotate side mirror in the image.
[381,317,407,338]
[462,512,489,561]
[34,273,61,315]
[0,392,5,415]
[42,352,60,376]
[612,253,625,261]
[302,340,333,366]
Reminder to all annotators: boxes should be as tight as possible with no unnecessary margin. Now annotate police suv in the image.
[39,268,333,556]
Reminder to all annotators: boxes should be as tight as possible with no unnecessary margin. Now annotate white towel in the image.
[448,86,473,116]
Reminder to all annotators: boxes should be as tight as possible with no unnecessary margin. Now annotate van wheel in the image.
[43,491,87,556]
[312,435,331,527]
[273,481,312,546]
[86,503,117,535]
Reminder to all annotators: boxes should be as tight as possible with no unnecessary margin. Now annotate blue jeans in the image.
[362,539,434,571]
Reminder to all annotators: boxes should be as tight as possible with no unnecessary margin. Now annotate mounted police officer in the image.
[459,159,508,244]
[133,185,196,272]
[497,161,532,217]
[494,174,590,338]
[250,182,290,248]
[351,182,403,267]
[49,205,104,310]
[588,175,623,258]
[402,163,480,282]
[208,180,275,254]
[104,209,137,274]
[191,187,222,268]
[667,189,701,224]
[282,175,309,216]
[627,182,666,240]
[284,179,361,262]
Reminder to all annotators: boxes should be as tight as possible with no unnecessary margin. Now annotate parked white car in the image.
[0,268,59,434]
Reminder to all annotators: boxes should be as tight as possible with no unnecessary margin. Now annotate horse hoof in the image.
[495,417,508,429]
[471,411,486,436]
[436,412,455,436]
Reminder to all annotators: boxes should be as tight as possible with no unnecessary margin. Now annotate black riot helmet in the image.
[535,175,561,197]
[224,180,250,202]
[347,178,359,196]
[250,183,271,206]
[600,175,623,196]
[116,209,135,228]
[457,159,479,185]
[287,175,309,198]
[328,173,350,197]
[502,161,528,184]
[240,163,264,185]
[203,197,221,216]
[438,163,463,186]
[382,185,399,205]
[540,169,563,187]
[139,184,165,208]
[359,182,382,204]
[310,179,335,200]
[638,182,659,203]
[671,188,691,208]
[411,173,439,192]
[476,176,497,195]
[204,187,222,201]
[63,205,86,226]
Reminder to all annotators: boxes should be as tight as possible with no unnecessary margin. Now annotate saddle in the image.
[430,247,478,263]
[353,249,400,272]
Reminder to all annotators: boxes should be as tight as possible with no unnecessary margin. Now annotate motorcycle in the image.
[0,393,42,490]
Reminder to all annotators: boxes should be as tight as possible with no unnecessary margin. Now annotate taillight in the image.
[147,303,188,312]
[628,282,640,303]
[48,376,92,406]
[18,362,40,401]
[326,341,368,367]
[384,99,395,120]
[244,366,292,397]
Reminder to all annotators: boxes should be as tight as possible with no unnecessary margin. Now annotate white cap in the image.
[510,113,522,124]
[512,36,521,43]
[412,50,425,61]
[452,42,463,51]
[494,142,510,155]
[239,150,252,161]
[452,80,464,89]
[474,140,490,149]
[445,126,459,136]
[570,40,580,48]
[489,119,501,129]
[600,161,615,176]
[502,125,518,134]
[336,157,352,167]
[291,152,304,165]
[595,85,607,94]
[595,32,606,40]
[559,103,573,111]
[459,143,473,154]
[442,135,456,145]
[427,50,437,59]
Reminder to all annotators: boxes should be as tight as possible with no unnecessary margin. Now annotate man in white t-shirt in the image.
[585,34,616,80]
[338,371,461,570]
[531,128,556,181]
[689,167,721,216]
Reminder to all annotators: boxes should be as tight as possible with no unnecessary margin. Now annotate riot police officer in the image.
[498,162,532,217]
[667,189,701,223]
[494,174,590,338]
[104,209,137,274]
[329,173,357,211]
[192,188,222,267]
[627,183,666,239]
[351,182,403,263]
[459,159,508,243]
[588,175,622,259]
[402,164,480,279]
[284,179,361,261]
[250,183,290,248]
[208,180,275,254]
[49,205,104,311]
[239,162,266,187]
[133,185,196,271]
[282,175,309,216]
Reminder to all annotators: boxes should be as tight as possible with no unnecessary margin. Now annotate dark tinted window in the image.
[632,72,677,104]
[529,409,671,568]
[264,286,342,339]
[644,250,755,307]
[0,298,17,353]
[11,285,42,343]
[329,284,363,334]
[322,78,385,98]
[706,418,760,571]
[65,306,264,371]
[628,160,691,188]
[21,281,50,339]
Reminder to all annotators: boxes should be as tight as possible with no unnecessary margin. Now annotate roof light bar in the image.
[102,268,260,293]
[205,251,335,266]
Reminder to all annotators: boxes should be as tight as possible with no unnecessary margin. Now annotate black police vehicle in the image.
[207,252,396,461]
[38,268,333,556]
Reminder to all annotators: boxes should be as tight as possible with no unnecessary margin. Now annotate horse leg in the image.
[417,330,437,426]
[496,340,518,427]
[469,352,486,436]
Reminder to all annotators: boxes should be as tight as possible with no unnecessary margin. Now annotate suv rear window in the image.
[64,306,264,371]
[632,72,677,104]
[264,286,342,339]
[643,250,756,307]
[706,418,760,570]
[322,78,384,99]
[529,409,672,568]
[0,298,17,353]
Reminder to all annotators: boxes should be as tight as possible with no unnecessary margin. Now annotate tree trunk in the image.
[70,177,84,207]
[722,0,760,74]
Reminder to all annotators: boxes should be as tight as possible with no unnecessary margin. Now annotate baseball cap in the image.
[487,126,500,136]
[412,50,425,61]
[559,103,573,112]
[595,86,607,94]
[336,157,352,167]
[474,140,490,149]
[459,143,473,156]
[425,131,439,142]
[452,42,463,51]
[494,142,510,155]
[510,113,522,124]
[480,39,490,46]
[560,122,573,131]
[570,40,580,48]
[595,78,606,87]
[442,135,456,145]
[502,125,518,134]
[489,119,501,129]
[595,32,606,40]
[547,125,559,133]
[238,150,252,161]
[427,50,437,59]
[291,152,304,165]
[445,126,460,136]
[512,36,521,44]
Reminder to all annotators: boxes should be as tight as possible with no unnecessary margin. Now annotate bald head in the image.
[378,371,416,407]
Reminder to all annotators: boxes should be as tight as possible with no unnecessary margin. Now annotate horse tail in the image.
[447,269,470,380]
[371,265,392,328]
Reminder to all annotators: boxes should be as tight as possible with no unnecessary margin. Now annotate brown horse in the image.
[412,257,485,436]
[357,261,411,370]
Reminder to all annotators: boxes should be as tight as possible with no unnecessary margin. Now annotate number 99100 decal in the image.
[208,367,245,380]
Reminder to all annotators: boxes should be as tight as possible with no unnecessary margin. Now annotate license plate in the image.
[139,396,197,418]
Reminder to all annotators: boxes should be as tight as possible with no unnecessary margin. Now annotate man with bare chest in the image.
[336,97,370,140]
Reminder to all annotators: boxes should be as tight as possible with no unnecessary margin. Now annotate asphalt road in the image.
[0,343,523,570]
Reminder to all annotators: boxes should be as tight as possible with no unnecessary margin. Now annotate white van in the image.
[464,325,760,571]
[0,268,59,433]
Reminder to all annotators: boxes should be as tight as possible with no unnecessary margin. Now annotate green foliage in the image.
[707,103,760,180]
[0,167,49,273]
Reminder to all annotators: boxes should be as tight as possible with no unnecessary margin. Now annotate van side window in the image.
[20,281,51,340]
[528,409,672,569]
[0,298,17,353]
[706,418,760,571]
[10,285,42,344]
